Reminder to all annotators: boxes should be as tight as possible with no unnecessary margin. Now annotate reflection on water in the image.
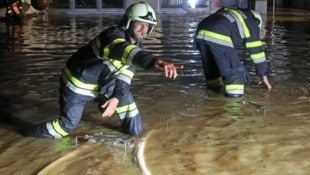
[0,9,309,175]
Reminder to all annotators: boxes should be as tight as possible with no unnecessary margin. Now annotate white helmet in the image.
[121,2,157,34]
[250,10,263,29]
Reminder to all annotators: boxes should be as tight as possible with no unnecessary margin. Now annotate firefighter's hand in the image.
[101,97,119,118]
[154,59,183,79]
[259,75,272,92]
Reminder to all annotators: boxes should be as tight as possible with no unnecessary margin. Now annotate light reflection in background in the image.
[188,0,197,8]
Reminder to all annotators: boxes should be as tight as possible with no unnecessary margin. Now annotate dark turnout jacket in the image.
[63,26,157,100]
[195,7,268,76]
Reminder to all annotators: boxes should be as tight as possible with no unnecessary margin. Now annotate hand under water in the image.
[259,75,272,97]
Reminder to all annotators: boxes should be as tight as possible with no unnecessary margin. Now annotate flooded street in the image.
[0,8,309,175]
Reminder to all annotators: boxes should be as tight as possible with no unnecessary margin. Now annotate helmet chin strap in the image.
[142,32,147,39]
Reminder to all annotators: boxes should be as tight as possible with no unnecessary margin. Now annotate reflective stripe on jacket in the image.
[116,102,139,119]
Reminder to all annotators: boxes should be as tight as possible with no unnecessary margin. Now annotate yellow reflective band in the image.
[225,84,244,90]
[113,38,126,44]
[62,74,98,97]
[52,119,68,137]
[119,108,139,119]
[109,59,124,69]
[64,68,98,90]
[103,38,126,58]
[227,8,250,38]
[127,47,141,64]
[198,30,232,43]
[117,66,134,84]
[246,40,262,48]
[121,45,138,63]
[250,52,265,60]
[103,47,109,57]
[116,103,137,114]
[120,68,134,78]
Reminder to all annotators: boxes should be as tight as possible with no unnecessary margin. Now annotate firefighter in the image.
[194,7,272,98]
[24,2,183,138]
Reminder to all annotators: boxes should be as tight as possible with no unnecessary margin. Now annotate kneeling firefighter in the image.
[194,7,272,98]
[24,2,182,138]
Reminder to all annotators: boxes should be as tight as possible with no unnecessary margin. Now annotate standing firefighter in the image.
[194,7,272,98]
[24,2,182,138]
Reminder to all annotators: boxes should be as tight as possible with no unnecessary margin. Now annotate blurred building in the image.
[37,0,310,13]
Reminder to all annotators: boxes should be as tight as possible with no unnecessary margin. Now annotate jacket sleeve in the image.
[112,65,135,100]
[245,30,268,76]
[109,39,157,69]
[90,27,157,70]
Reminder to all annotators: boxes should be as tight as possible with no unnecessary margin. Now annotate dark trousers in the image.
[24,78,143,138]
[197,41,249,96]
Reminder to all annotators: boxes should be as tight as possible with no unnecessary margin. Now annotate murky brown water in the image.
[0,8,309,175]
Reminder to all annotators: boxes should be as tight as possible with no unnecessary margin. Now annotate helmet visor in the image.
[138,12,157,25]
